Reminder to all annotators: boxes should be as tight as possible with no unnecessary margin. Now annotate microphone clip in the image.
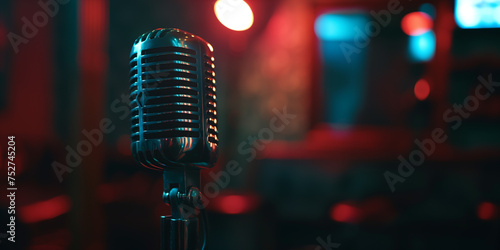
[163,186,204,219]
[162,168,204,219]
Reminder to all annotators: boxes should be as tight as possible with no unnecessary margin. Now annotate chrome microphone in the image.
[129,28,218,171]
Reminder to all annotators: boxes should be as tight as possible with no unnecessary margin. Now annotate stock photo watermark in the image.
[340,0,403,63]
[51,89,135,182]
[51,64,164,182]
[315,234,341,250]
[204,106,296,198]
[7,0,70,53]
[385,74,500,192]
[0,233,8,244]
[4,136,17,244]
[179,106,297,216]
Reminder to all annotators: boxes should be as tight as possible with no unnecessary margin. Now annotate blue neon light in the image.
[314,13,369,41]
[420,3,436,19]
[409,30,436,62]
[455,0,500,29]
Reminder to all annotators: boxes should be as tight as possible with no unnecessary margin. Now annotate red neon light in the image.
[211,193,260,214]
[19,195,71,223]
[401,12,433,36]
[414,79,430,101]
[219,195,250,214]
[477,202,497,220]
[329,203,361,223]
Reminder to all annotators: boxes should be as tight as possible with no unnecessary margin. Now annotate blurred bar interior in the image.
[1,0,500,249]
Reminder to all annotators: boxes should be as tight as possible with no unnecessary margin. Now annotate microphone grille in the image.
[204,54,218,145]
[130,44,201,142]
[129,28,218,170]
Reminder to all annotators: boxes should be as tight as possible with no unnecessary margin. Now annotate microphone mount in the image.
[162,168,204,219]
[161,168,206,250]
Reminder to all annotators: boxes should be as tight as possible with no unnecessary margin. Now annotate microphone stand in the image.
[161,168,205,250]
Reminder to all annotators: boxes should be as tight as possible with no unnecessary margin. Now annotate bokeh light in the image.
[214,0,254,31]
[409,30,436,62]
[414,79,430,101]
[419,3,436,19]
[329,203,361,223]
[455,0,500,29]
[314,13,368,41]
[477,202,497,220]
[401,12,433,36]
[219,195,250,214]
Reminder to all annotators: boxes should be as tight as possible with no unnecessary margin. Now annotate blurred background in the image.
[1,0,500,249]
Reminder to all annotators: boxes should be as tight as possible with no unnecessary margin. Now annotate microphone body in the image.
[129,28,218,171]
[129,28,218,250]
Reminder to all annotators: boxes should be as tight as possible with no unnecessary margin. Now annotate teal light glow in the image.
[314,13,368,41]
[455,0,500,29]
[419,3,436,19]
[409,30,435,62]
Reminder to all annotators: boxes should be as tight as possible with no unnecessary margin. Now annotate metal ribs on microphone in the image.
[129,28,218,170]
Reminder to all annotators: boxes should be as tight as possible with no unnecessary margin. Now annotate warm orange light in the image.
[414,79,430,101]
[214,0,254,31]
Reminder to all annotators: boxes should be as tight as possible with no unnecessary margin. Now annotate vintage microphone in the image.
[129,28,218,250]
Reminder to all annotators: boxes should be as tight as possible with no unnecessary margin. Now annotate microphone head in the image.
[129,28,218,171]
